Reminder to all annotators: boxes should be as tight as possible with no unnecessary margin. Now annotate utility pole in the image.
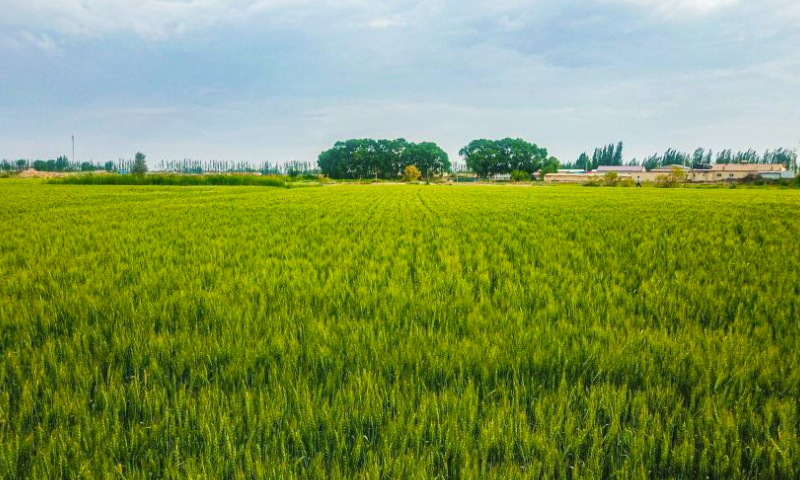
[796,141,800,175]
[72,135,75,166]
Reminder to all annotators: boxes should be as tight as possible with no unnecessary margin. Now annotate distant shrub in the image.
[655,167,687,188]
[285,173,321,183]
[582,177,602,187]
[603,171,620,187]
[50,174,290,188]
[510,170,530,182]
[619,178,636,187]
[736,173,766,186]
[403,165,421,182]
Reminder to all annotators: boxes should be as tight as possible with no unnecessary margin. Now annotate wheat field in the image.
[1,182,798,479]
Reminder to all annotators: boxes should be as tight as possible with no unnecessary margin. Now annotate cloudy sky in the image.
[1,0,799,165]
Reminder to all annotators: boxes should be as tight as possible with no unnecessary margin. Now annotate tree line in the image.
[0,159,30,172]
[317,139,450,180]
[637,148,797,171]
[569,142,626,171]
[565,143,799,172]
[156,160,320,176]
[1,156,321,177]
[317,138,559,180]
[459,139,559,178]
[5,141,798,178]
[1,157,114,173]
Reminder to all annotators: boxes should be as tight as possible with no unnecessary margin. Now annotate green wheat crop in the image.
[0,182,798,479]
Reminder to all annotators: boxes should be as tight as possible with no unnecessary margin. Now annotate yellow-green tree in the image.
[403,165,421,182]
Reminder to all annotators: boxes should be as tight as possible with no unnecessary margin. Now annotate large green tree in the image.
[54,156,70,172]
[318,139,449,180]
[459,138,549,178]
[540,156,560,177]
[131,152,148,175]
[458,139,499,178]
[591,142,624,169]
[575,152,590,171]
[403,142,450,180]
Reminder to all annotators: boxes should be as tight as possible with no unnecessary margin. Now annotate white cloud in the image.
[366,18,407,29]
[604,0,738,16]
[0,31,61,52]
[20,31,59,51]
[1,0,216,39]
[0,0,360,40]
[2,0,797,42]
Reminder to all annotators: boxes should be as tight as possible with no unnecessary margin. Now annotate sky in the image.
[1,0,799,166]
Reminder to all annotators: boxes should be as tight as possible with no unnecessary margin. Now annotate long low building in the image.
[689,163,790,182]
[544,173,600,183]
[596,165,646,174]
[544,163,792,184]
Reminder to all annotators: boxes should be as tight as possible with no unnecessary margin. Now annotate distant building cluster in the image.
[544,164,793,184]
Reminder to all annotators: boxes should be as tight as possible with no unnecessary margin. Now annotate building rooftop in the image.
[710,164,784,172]
[596,165,646,173]
[651,165,692,172]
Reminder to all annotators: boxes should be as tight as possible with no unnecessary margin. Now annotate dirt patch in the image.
[17,169,63,178]
[16,170,111,179]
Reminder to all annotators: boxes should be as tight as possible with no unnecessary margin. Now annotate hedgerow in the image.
[49,173,290,188]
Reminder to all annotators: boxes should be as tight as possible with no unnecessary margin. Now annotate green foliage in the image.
[716,149,733,164]
[643,148,796,171]
[80,161,99,172]
[318,139,450,179]
[404,142,450,180]
[510,170,530,182]
[591,142,624,169]
[644,149,693,171]
[603,171,620,186]
[655,167,688,188]
[539,157,559,178]
[693,147,713,166]
[575,152,591,171]
[55,155,70,172]
[132,152,148,175]
[30,157,104,172]
[1,184,799,479]
[459,138,550,178]
[763,148,798,171]
[50,173,289,187]
[582,176,602,187]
